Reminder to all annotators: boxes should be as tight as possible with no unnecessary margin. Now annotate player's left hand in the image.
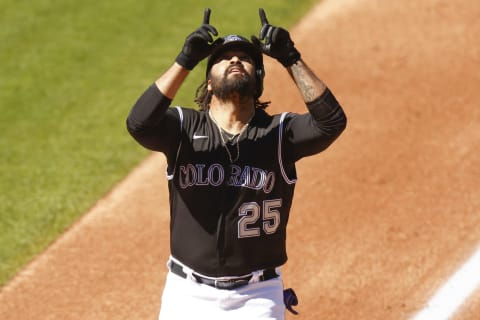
[251,8,301,68]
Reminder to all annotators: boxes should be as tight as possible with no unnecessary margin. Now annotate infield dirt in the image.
[1,0,479,319]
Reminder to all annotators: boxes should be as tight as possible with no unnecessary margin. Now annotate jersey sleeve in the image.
[126,84,182,157]
[284,88,347,162]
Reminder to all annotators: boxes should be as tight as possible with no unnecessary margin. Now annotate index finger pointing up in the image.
[259,8,269,26]
[203,8,211,24]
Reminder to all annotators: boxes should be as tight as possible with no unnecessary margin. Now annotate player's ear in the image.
[207,79,212,91]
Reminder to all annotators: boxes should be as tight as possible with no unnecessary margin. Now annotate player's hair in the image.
[194,81,270,111]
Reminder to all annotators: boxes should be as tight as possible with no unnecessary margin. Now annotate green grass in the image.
[0,0,319,287]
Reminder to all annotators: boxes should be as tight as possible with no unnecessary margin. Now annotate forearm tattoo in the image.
[288,60,326,103]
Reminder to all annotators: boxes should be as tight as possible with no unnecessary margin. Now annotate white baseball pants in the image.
[158,266,286,319]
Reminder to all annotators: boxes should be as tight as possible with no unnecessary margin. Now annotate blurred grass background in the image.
[0,0,319,286]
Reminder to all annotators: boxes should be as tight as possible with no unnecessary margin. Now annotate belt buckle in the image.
[215,278,249,290]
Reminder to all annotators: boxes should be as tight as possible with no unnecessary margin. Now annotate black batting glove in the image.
[251,8,301,68]
[176,8,221,70]
[283,288,299,315]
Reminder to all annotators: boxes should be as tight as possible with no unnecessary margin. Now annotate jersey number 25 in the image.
[238,199,282,238]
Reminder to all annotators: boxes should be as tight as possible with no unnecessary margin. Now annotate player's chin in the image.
[227,71,247,79]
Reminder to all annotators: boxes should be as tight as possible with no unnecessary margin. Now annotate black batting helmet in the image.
[206,35,265,98]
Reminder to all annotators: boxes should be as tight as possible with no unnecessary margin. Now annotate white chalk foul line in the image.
[412,246,480,320]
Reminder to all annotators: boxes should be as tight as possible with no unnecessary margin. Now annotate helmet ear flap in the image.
[255,66,265,98]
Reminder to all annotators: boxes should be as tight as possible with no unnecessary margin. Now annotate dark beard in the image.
[210,68,256,100]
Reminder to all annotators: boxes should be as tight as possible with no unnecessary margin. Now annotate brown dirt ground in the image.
[1,0,479,319]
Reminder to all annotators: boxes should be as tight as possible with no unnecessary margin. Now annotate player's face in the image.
[207,49,256,100]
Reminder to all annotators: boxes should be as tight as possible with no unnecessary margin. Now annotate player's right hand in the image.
[176,8,220,70]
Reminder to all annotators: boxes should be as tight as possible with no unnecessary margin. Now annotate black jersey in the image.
[167,107,295,276]
[127,84,346,277]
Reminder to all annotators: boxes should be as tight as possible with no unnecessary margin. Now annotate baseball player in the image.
[127,8,346,320]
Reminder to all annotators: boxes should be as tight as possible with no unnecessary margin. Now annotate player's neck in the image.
[209,96,255,134]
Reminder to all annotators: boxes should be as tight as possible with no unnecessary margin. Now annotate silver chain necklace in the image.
[209,110,254,163]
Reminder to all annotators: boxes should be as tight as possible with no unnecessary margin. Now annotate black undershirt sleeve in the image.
[126,84,181,153]
[127,84,171,129]
[285,88,347,161]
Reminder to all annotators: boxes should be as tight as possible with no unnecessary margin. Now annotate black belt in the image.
[169,260,278,290]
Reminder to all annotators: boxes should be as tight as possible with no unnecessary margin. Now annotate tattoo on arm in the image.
[288,60,327,103]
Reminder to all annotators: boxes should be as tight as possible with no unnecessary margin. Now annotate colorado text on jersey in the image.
[177,163,276,193]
